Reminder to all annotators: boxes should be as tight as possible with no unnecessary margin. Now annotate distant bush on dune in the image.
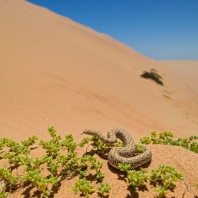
[141,68,164,85]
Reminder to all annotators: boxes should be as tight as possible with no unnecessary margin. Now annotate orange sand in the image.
[2,145,198,198]
[0,0,198,197]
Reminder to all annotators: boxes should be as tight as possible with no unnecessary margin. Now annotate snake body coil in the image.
[83,127,152,170]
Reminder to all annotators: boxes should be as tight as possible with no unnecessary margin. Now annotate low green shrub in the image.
[0,127,197,198]
[140,131,198,154]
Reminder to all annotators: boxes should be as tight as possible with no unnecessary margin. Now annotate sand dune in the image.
[1,0,198,197]
[1,0,197,142]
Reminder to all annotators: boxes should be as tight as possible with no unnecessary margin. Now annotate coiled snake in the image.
[82,127,152,170]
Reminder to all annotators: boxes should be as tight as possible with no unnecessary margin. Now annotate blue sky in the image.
[27,0,198,60]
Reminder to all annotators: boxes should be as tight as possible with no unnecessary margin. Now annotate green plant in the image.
[135,144,146,153]
[0,191,8,198]
[118,161,185,197]
[21,135,38,147]
[0,187,8,198]
[90,136,109,153]
[118,162,148,188]
[38,126,64,159]
[90,160,103,174]
[61,134,78,152]
[118,162,131,172]
[89,158,104,182]
[79,170,87,179]
[47,161,60,176]
[96,171,105,182]
[0,167,18,185]
[56,152,79,173]
[114,140,124,147]
[0,127,106,198]
[140,131,198,154]
[98,183,111,196]
[127,168,148,188]
[79,155,105,182]
[150,165,184,197]
[0,138,6,151]
[155,186,168,197]
[5,139,30,155]
[2,153,32,168]
[138,136,151,145]
[80,155,91,169]
[22,169,60,197]
[72,178,95,198]
[78,137,91,147]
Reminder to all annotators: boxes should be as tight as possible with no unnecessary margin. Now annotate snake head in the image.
[81,129,89,135]
[81,129,98,136]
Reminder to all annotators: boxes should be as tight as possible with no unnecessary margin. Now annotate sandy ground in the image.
[0,0,198,197]
[1,143,198,198]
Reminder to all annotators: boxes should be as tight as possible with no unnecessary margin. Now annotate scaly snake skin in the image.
[82,127,152,170]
